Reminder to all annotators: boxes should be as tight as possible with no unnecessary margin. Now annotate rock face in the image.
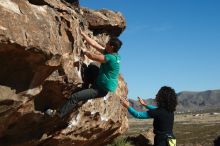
[0,0,128,146]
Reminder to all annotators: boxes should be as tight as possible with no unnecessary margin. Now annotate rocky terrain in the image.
[0,0,128,146]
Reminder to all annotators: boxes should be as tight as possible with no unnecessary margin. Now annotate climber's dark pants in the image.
[58,86,108,118]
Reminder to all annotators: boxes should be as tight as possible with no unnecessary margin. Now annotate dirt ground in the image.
[124,112,220,146]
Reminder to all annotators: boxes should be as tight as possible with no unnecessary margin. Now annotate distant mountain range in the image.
[129,89,220,112]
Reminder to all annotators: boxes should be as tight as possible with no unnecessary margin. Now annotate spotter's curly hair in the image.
[156,86,178,112]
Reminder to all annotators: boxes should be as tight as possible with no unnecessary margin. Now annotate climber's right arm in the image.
[80,30,105,54]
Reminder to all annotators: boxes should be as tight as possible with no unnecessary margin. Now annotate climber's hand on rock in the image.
[82,49,91,58]
[79,28,85,36]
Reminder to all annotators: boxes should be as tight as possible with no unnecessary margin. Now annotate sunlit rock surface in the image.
[0,0,128,145]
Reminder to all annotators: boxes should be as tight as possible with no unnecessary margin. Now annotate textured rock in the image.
[0,0,127,146]
[82,8,126,36]
[126,128,154,146]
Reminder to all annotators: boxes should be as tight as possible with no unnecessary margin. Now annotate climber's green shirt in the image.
[96,53,121,92]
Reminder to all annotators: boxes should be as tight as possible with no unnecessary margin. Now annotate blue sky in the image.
[80,0,220,99]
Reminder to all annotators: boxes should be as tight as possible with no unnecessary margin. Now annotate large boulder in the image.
[0,0,128,146]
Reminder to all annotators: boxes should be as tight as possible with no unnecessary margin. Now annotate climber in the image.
[46,29,122,118]
[120,86,177,146]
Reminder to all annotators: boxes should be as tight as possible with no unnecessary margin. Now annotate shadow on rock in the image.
[0,112,67,146]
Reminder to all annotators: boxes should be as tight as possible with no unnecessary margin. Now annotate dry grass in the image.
[174,123,220,145]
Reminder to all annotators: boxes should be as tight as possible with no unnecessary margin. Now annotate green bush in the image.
[107,137,133,146]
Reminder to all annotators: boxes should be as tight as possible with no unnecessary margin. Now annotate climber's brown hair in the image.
[108,37,122,53]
